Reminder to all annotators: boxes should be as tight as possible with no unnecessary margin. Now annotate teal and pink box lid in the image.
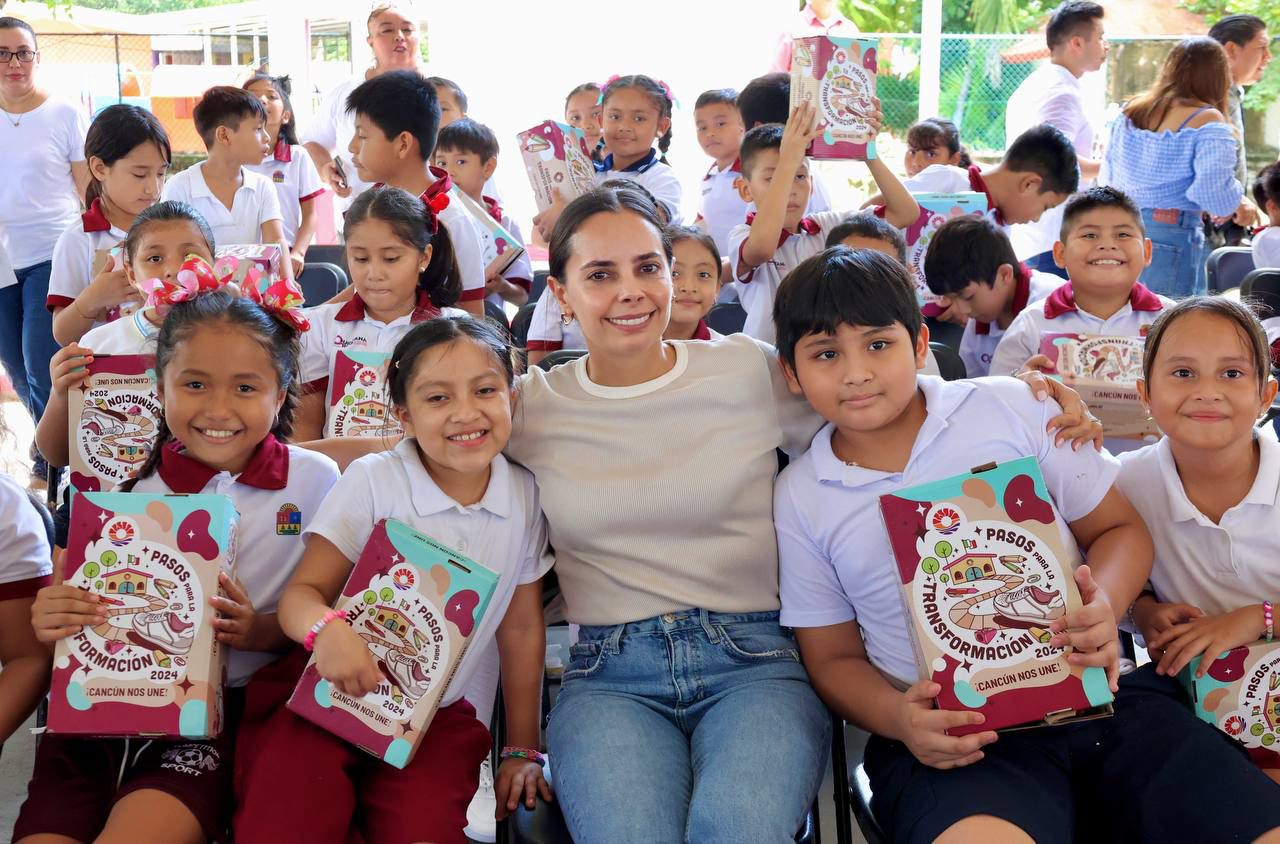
[1184,641,1280,769]
[288,519,499,768]
[48,491,238,738]
[880,457,1114,733]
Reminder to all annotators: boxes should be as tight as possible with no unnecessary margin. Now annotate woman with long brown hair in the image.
[1102,36,1243,296]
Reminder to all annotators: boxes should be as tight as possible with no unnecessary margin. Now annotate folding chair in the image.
[1206,246,1255,295]
[303,244,350,284]
[296,262,348,306]
[530,271,549,304]
[706,301,747,336]
[485,300,511,336]
[924,315,963,353]
[510,303,538,350]
[928,341,966,382]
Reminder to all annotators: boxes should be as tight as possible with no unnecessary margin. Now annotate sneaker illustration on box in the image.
[131,610,196,655]
[379,649,430,701]
[993,585,1065,628]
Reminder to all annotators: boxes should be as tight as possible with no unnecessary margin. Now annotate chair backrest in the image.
[924,315,963,353]
[706,301,747,335]
[303,244,350,282]
[1240,268,1280,318]
[530,270,549,304]
[510,303,538,348]
[929,341,966,381]
[296,262,348,306]
[1207,246,1255,294]
[484,300,510,331]
[535,349,586,371]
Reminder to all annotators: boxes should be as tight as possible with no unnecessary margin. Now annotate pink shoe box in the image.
[288,519,499,768]
[903,192,990,316]
[48,492,238,738]
[1185,640,1280,770]
[518,120,597,213]
[451,188,527,278]
[213,244,284,285]
[324,350,402,440]
[68,354,161,495]
[880,457,1114,733]
[789,35,879,160]
[1038,333,1161,441]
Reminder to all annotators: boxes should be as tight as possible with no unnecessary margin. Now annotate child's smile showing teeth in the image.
[197,428,240,441]
[446,429,488,446]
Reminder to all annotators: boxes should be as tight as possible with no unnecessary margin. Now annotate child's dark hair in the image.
[549,188,672,282]
[0,16,37,47]
[435,117,499,162]
[123,201,215,264]
[1252,162,1280,210]
[603,74,673,162]
[774,246,922,371]
[598,177,668,225]
[243,72,298,146]
[695,88,738,110]
[1046,1,1105,50]
[425,76,468,113]
[1059,185,1144,239]
[388,316,514,408]
[1142,296,1271,389]
[346,70,439,164]
[906,117,971,169]
[130,290,301,484]
[739,124,785,177]
[564,82,601,110]
[665,224,720,268]
[344,187,461,309]
[83,104,172,207]
[1004,123,1080,196]
[193,85,267,149]
[738,72,789,129]
[923,216,1019,296]
[826,212,909,265]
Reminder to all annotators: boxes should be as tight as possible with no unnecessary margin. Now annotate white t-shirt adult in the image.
[1252,226,1280,269]
[246,142,327,247]
[0,97,88,268]
[301,78,372,209]
[161,163,284,248]
[46,201,129,328]
[0,472,53,600]
[1005,63,1093,260]
[775,375,1120,686]
[305,440,552,707]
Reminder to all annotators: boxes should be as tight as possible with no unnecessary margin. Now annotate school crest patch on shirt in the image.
[276,503,302,536]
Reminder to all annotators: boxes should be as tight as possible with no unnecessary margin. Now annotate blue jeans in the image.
[0,260,58,422]
[547,610,830,844]
[1139,209,1206,297]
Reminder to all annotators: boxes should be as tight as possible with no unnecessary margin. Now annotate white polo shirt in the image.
[775,375,1120,686]
[1252,227,1280,269]
[697,159,748,257]
[0,473,53,601]
[246,141,327,247]
[595,150,684,225]
[46,200,129,323]
[131,436,340,685]
[959,268,1061,377]
[300,77,372,209]
[298,293,468,393]
[525,285,586,354]
[990,281,1171,377]
[1117,437,1280,618]
[79,308,160,356]
[305,439,552,707]
[383,168,488,304]
[727,210,845,344]
[161,162,284,247]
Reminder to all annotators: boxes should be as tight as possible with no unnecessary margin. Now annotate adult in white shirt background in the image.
[1004,1,1107,278]
[0,16,89,432]
[302,3,423,209]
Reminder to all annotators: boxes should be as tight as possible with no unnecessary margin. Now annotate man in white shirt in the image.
[1005,1,1107,277]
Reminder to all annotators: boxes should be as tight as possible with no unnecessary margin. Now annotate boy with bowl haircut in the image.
[770,245,1280,844]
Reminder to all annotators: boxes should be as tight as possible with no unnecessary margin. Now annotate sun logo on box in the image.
[276,503,302,536]
[391,567,415,590]
[358,368,378,387]
[931,507,961,535]
[107,519,135,546]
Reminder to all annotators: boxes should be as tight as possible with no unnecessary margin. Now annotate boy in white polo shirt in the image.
[770,246,1280,843]
[991,187,1172,377]
[728,101,917,344]
[924,215,1060,377]
[692,88,747,258]
[161,87,289,264]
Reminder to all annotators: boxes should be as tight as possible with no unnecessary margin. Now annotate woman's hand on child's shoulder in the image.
[1148,604,1263,679]
[495,756,554,820]
[1016,370,1105,452]
[49,344,93,398]
[893,679,998,769]
[313,618,383,697]
[31,555,104,643]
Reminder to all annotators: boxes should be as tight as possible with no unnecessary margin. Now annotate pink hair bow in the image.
[244,272,311,332]
[141,254,228,316]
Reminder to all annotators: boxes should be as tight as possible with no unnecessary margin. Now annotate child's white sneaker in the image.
[464,758,497,842]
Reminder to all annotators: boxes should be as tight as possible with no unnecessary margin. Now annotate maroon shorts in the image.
[14,690,242,843]
[233,650,492,844]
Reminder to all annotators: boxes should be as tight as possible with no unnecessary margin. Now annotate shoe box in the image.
[1185,640,1280,771]
[880,457,1115,733]
[288,519,498,768]
[48,491,238,738]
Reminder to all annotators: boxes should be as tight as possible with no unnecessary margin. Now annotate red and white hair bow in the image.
[243,272,311,332]
[141,254,227,316]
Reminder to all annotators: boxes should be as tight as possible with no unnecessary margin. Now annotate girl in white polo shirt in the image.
[48,104,171,345]
[238,317,551,843]
[23,287,338,844]
[293,187,467,440]
[1123,298,1280,784]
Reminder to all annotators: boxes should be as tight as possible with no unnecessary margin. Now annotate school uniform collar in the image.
[744,211,822,247]
[596,148,659,174]
[157,434,289,494]
[811,375,974,487]
[692,319,712,341]
[395,438,512,518]
[967,165,1005,226]
[482,195,503,223]
[975,262,1032,336]
[378,167,454,203]
[272,138,292,163]
[335,290,441,324]
[1157,435,1280,524]
[1042,281,1163,320]
[704,158,742,180]
[81,198,112,233]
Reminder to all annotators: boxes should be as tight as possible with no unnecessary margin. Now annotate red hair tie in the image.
[243,272,311,332]
[141,254,228,316]
[425,191,450,235]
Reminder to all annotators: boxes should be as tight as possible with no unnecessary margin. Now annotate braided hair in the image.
[603,74,673,163]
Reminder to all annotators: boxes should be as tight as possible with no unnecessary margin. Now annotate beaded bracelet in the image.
[1265,601,1274,643]
[501,746,547,766]
[304,609,346,652]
